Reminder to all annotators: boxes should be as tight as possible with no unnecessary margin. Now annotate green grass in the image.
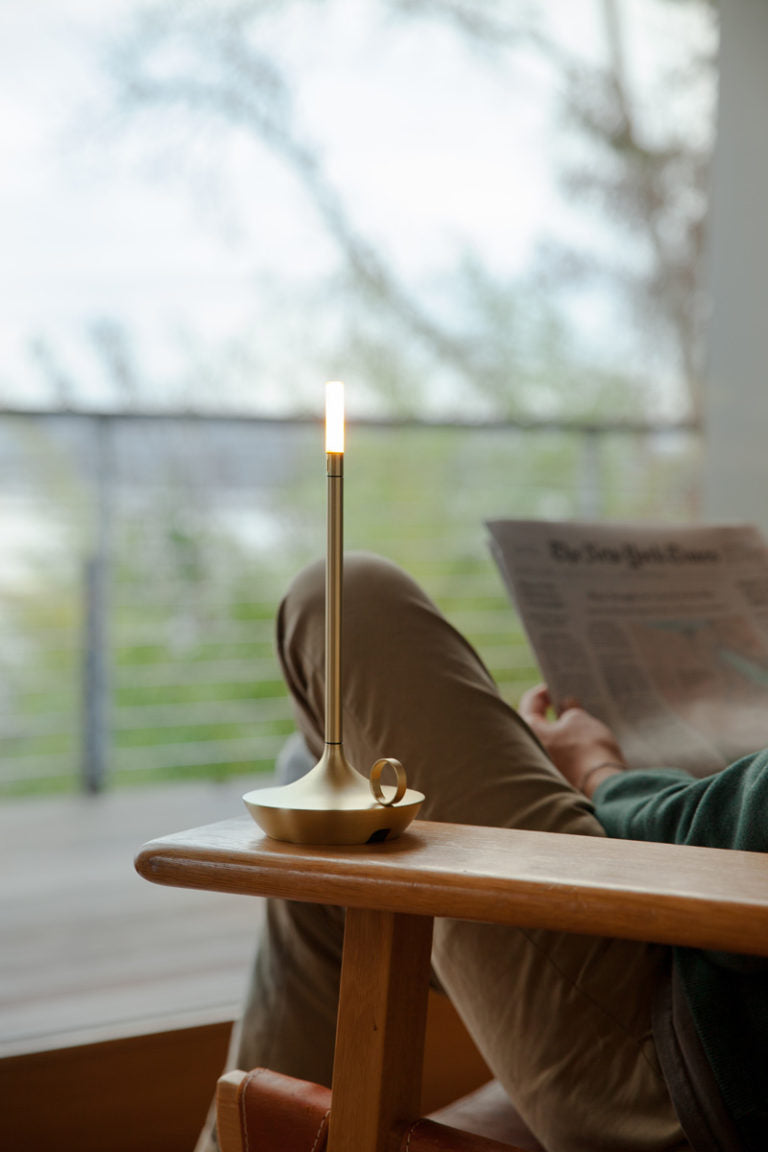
[0,422,699,798]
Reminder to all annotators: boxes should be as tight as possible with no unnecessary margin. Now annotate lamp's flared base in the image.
[243,785,423,845]
[243,750,424,845]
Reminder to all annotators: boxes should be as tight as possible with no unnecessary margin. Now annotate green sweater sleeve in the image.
[595,750,768,1146]
[592,748,768,853]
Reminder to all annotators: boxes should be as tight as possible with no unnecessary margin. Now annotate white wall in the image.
[703,0,768,533]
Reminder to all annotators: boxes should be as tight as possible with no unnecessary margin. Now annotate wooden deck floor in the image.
[0,778,271,1057]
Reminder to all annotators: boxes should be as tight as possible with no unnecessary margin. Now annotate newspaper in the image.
[487,519,768,776]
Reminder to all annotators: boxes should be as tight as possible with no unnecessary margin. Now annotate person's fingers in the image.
[518,683,551,721]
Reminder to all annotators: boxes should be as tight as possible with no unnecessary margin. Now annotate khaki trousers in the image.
[226,555,689,1152]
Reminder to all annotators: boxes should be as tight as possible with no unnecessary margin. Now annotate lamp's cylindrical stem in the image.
[325,452,343,745]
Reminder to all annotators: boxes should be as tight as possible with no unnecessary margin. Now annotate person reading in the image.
[210,554,768,1152]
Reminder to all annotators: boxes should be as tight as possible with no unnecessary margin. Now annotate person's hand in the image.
[518,684,627,797]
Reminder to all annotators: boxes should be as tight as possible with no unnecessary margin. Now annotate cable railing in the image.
[0,408,701,795]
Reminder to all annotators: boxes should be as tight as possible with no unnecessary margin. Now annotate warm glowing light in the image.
[325,380,345,452]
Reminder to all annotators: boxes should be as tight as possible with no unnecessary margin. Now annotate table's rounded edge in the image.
[133,817,768,956]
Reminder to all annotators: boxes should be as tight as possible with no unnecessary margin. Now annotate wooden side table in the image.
[136,817,768,1152]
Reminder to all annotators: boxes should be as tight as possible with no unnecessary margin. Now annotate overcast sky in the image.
[0,0,713,416]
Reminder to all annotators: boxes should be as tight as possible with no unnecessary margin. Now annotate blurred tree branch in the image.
[553,0,714,426]
[105,0,715,422]
[109,1,488,388]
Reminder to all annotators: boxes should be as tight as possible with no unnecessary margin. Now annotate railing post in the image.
[81,417,112,794]
[578,427,601,519]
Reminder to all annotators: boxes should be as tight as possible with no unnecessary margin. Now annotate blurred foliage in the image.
[66,0,714,423]
[0,417,699,796]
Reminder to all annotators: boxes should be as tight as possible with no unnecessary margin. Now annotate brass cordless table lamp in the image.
[243,382,424,844]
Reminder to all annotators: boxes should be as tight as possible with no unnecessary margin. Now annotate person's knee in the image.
[282,552,415,625]
[344,552,418,610]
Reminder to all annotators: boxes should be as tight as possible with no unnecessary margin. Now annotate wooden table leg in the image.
[327,908,434,1152]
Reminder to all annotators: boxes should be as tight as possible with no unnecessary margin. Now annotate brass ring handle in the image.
[369,758,407,807]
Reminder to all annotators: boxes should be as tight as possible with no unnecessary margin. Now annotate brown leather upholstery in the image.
[224,1068,530,1152]
[230,1069,331,1152]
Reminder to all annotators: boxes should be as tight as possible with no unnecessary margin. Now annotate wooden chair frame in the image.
[136,816,768,1152]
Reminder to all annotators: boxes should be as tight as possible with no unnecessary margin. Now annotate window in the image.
[0,0,717,797]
